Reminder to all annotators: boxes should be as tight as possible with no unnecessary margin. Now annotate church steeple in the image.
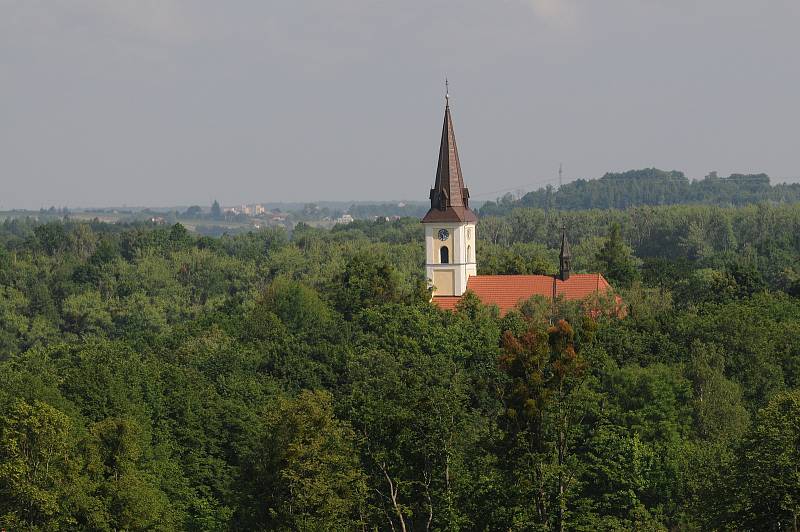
[421,85,478,298]
[421,91,477,223]
[559,227,572,281]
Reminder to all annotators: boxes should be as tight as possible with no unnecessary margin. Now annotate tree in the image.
[33,222,68,256]
[479,216,511,245]
[0,286,29,356]
[62,290,112,336]
[68,223,98,260]
[332,252,403,318]
[581,425,656,526]
[684,341,749,441]
[0,246,11,285]
[673,268,737,308]
[725,390,800,530]
[596,223,640,286]
[244,390,366,530]
[260,277,333,338]
[169,223,192,250]
[498,319,590,531]
[346,327,474,530]
[0,399,87,529]
[85,417,176,531]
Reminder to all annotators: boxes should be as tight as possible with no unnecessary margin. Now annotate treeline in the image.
[480,168,800,215]
[0,205,799,530]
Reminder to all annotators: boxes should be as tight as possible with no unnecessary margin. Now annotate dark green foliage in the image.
[480,168,800,214]
[241,390,367,530]
[0,206,798,530]
[595,223,640,286]
[704,390,800,530]
[331,250,416,317]
[33,221,68,255]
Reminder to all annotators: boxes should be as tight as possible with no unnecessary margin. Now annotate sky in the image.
[2,0,800,209]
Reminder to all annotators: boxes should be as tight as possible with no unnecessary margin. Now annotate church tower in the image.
[421,90,477,297]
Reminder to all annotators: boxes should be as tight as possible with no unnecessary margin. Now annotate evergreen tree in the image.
[596,223,640,286]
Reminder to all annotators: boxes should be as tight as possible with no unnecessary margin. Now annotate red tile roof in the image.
[432,274,614,315]
[430,296,463,311]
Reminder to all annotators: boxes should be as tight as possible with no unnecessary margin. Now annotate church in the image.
[422,94,616,315]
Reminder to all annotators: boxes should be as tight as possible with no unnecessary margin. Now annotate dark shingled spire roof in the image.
[559,226,572,281]
[560,228,571,260]
[422,97,477,223]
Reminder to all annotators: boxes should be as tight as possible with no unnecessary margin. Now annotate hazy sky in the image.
[2,0,800,209]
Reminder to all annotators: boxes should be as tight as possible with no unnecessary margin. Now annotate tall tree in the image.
[498,319,590,530]
[0,400,88,529]
[596,223,639,286]
[243,390,366,530]
[726,390,800,530]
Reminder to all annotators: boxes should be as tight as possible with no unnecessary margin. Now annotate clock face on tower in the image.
[438,229,449,241]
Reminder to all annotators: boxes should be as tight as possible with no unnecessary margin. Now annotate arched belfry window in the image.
[440,246,449,264]
[467,245,472,262]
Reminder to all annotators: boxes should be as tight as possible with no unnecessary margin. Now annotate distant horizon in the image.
[3,171,799,212]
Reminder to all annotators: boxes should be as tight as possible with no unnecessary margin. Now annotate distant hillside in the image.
[479,169,800,216]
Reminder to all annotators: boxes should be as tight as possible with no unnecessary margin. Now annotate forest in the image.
[1,199,800,530]
[480,169,800,215]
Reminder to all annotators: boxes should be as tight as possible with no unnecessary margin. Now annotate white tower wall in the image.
[424,222,476,297]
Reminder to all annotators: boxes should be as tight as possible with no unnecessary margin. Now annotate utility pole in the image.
[558,163,563,190]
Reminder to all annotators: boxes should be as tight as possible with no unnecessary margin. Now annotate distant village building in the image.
[336,214,354,224]
[423,93,618,316]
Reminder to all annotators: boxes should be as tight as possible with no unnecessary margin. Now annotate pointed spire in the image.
[560,226,572,281]
[422,88,477,224]
[560,226,571,259]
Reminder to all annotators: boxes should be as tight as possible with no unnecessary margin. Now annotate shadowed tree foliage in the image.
[595,223,640,287]
[723,390,800,530]
[242,390,366,530]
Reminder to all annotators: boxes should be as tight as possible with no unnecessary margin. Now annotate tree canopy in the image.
[0,203,799,530]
